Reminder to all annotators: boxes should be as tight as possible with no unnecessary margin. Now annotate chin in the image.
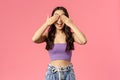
[56,26,64,30]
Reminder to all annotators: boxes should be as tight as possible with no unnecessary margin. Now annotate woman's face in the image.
[53,10,65,30]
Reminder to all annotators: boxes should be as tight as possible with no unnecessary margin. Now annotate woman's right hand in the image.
[45,14,59,26]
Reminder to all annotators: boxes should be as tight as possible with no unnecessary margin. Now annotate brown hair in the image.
[45,6,74,51]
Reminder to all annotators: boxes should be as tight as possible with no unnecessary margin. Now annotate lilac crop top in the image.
[48,43,72,61]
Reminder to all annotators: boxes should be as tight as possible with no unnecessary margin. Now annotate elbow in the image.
[83,40,87,44]
[80,35,87,45]
[32,37,44,43]
[81,39,87,45]
[82,36,87,44]
[32,37,39,43]
[32,37,36,43]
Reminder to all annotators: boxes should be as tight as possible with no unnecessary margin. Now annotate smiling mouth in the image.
[56,23,63,25]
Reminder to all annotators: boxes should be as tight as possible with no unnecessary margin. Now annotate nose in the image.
[57,18,62,24]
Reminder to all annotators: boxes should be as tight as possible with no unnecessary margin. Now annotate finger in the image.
[52,15,59,20]
[54,13,59,16]
[54,14,59,18]
[60,15,67,22]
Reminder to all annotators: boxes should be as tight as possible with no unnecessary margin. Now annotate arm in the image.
[32,15,59,43]
[71,25,87,45]
[61,15,87,45]
[32,23,48,43]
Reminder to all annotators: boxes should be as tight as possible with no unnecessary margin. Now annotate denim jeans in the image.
[45,63,76,80]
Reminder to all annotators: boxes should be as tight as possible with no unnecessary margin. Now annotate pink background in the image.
[0,0,120,80]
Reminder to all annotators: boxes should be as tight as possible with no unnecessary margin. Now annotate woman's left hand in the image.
[60,15,73,26]
[60,15,87,45]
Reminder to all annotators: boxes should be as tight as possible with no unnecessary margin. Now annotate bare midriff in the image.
[49,60,71,67]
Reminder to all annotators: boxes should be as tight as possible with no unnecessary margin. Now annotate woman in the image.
[32,6,87,80]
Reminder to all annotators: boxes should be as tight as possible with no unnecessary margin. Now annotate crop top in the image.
[48,43,72,61]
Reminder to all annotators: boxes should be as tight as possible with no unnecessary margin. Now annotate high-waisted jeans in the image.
[44,63,76,80]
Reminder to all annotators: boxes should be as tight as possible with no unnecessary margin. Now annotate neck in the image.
[56,29,64,34]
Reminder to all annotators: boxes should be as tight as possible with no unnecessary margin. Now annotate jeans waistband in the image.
[48,63,73,72]
[47,63,74,80]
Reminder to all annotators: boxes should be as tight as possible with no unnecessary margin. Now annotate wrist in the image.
[66,22,75,27]
[44,22,50,27]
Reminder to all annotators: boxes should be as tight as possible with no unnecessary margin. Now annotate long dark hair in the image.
[45,6,74,51]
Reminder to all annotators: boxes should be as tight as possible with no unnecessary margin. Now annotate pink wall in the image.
[0,0,120,80]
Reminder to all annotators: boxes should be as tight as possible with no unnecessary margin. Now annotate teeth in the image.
[57,23,63,25]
